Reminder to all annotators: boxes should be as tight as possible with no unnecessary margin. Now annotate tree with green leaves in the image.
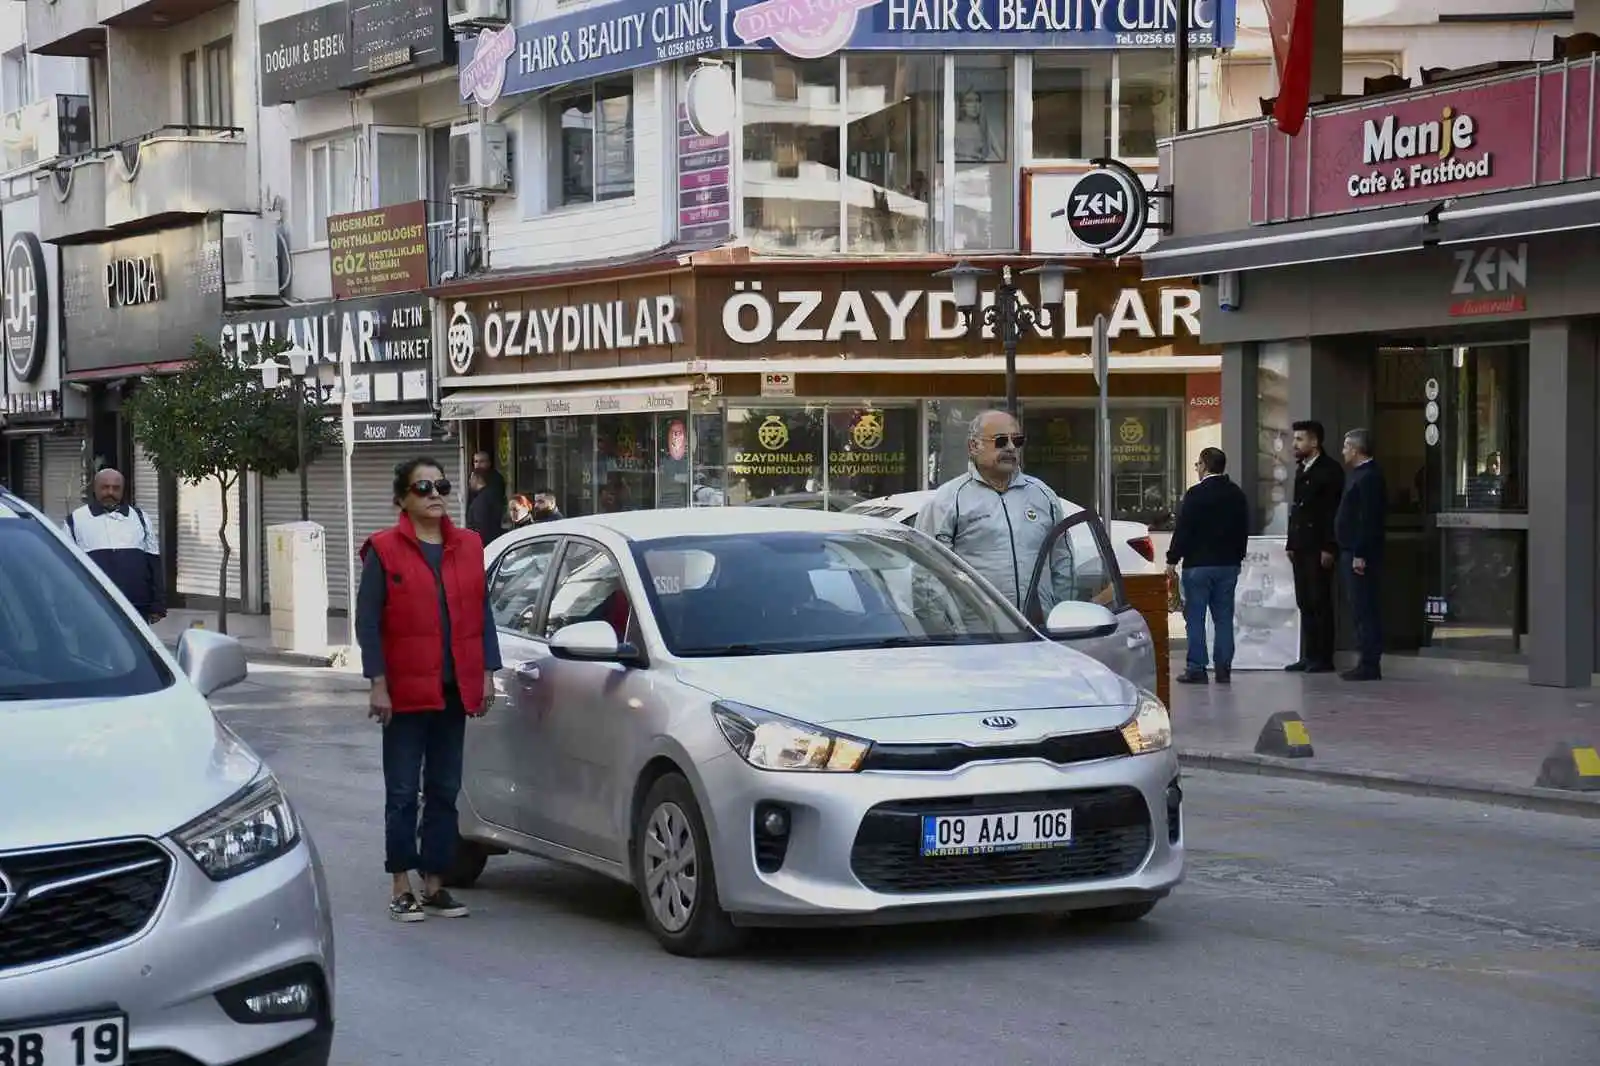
[122,337,341,634]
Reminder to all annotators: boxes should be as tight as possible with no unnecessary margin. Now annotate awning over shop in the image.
[440,384,691,421]
[1141,203,1442,281]
[1431,181,1600,246]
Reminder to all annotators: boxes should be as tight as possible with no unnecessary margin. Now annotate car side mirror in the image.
[1043,600,1118,640]
[176,628,248,696]
[549,620,635,663]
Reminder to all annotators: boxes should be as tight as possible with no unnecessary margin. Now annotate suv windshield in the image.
[0,507,171,700]
[634,529,1037,657]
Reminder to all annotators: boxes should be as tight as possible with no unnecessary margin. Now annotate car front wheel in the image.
[442,840,491,889]
[634,774,745,957]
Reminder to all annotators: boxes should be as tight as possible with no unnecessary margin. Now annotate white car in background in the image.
[846,491,1160,576]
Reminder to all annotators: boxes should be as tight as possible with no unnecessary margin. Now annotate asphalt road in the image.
[216,664,1600,1066]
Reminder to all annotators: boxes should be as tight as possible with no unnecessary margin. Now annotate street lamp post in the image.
[256,344,314,522]
[934,260,1070,418]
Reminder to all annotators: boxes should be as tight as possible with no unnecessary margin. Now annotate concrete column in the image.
[1310,0,1344,100]
[1577,0,1600,36]
[1287,336,1375,451]
[1220,342,1258,530]
[1527,319,1598,688]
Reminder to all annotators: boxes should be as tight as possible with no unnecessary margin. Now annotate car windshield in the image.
[634,529,1037,657]
[0,506,171,700]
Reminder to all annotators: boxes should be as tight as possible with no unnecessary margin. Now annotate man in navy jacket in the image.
[1334,428,1387,681]
[68,467,165,624]
[1166,447,1250,684]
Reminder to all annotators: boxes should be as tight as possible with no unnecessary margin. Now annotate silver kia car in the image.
[453,506,1179,955]
[0,486,334,1064]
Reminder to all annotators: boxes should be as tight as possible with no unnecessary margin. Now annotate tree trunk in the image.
[216,473,232,635]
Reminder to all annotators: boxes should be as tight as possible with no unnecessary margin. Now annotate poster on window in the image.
[1199,536,1300,670]
[939,68,1007,163]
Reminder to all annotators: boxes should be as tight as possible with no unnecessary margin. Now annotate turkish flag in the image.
[1264,0,1317,136]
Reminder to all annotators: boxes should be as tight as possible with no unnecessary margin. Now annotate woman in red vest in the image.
[355,456,503,923]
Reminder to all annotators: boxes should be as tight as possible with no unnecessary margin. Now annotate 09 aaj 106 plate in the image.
[920,808,1073,857]
[0,1012,127,1066]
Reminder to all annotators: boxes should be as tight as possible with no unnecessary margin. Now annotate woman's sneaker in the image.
[420,888,470,918]
[389,892,425,923]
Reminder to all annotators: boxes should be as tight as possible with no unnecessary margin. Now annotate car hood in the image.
[0,684,262,851]
[673,640,1137,736]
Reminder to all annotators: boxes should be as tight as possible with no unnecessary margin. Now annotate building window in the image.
[1032,53,1113,160]
[1115,51,1174,159]
[2,48,32,114]
[308,135,359,244]
[373,127,424,206]
[950,55,1013,250]
[181,51,199,127]
[548,77,634,208]
[846,55,941,254]
[742,54,842,253]
[204,38,233,127]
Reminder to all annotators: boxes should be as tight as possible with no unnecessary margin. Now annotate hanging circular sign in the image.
[684,65,736,139]
[1424,400,1440,423]
[1424,423,1440,447]
[1424,377,1440,401]
[4,232,48,384]
[1061,160,1149,257]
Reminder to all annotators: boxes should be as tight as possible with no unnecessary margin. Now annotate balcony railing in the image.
[426,198,486,285]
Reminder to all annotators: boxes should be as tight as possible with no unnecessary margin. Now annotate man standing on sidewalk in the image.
[357,457,503,922]
[68,467,166,625]
[1166,448,1249,684]
[1285,420,1344,673]
[1335,428,1387,681]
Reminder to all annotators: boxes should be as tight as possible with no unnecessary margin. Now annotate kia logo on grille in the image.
[0,866,15,922]
[981,715,1018,729]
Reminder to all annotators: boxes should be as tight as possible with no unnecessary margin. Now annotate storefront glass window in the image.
[726,406,826,505]
[1446,344,1528,511]
[742,55,841,253]
[949,55,1012,251]
[1108,405,1174,526]
[657,414,691,509]
[596,413,656,512]
[1256,347,1291,535]
[513,417,596,517]
[1021,407,1095,507]
[1116,51,1176,159]
[1031,54,1113,160]
[845,55,941,254]
[826,406,918,503]
[926,399,1006,487]
[691,409,726,506]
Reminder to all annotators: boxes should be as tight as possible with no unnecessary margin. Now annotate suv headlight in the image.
[712,701,872,772]
[1120,691,1173,754]
[174,773,300,881]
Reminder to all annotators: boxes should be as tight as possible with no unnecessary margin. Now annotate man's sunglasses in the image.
[982,434,1026,449]
[408,478,452,497]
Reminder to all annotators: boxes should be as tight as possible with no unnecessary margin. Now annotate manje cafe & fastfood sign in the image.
[1348,106,1490,201]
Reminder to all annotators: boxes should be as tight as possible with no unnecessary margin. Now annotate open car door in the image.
[1022,510,1157,693]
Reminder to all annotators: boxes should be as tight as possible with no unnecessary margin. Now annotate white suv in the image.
[0,485,335,1066]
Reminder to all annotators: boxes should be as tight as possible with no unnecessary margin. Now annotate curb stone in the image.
[1178,749,1600,818]
[164,640,342,670]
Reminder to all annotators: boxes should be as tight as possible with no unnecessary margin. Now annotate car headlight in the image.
[712,700,872,772]
[173,773,300,881]
[1120,691,1173,754]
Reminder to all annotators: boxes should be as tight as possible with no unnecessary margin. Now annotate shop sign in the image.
[1056,160,1153,258]
[1185,373,1222,432]
[327,201,430,300]
[445,295,684,374]
[717,280,1200,346]
[353,414,432,443]
[1025,166,1159,257]
[459,0,720,105]
[726,0,1232,58]
[259,2,350,105]
[1448,243,1527,317]
[759,370,795,397]
[440,385,689,420]
[2,389,58,417]
[677,101,732,243]
[4,232,48,385]
[729,414,816,477]
[105,254,161,308]
[828,410,906,477]
[1254,69,1555,222]
[345,0,452,85]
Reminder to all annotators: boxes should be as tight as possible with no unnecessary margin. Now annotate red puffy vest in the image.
[362,514,488,714]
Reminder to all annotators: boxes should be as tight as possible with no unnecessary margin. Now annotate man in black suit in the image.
[1334,428,1387,681]
[1285,419,1344,673]
[1165,447,1250,684]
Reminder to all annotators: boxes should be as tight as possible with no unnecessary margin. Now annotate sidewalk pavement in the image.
[1172,664,1600,816]
[152,608,361,672]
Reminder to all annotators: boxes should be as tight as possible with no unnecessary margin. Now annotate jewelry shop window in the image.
[549,76,635,209]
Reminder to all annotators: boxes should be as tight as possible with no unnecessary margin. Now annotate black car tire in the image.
[634,774,746,957]
[441,839,491,889]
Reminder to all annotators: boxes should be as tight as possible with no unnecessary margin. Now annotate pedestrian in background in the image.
[532,490,564,523]
[467,451,506,537]
[465,469,504,541]
[68,467,166,625]
[1166,447,1249,684]
[357,457,503,923]
[1335,428,1387,681]
[1285,419,1344,673]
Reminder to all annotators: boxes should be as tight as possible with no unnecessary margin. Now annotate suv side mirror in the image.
[176,628,248,696]
[1043,600,1118,640]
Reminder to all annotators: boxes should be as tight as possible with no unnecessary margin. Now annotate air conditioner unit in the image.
[222,215,282,300]
[450,121,510,194]
[447,0,509,29]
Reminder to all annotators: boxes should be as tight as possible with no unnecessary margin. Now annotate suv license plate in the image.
[0,1014,127,1066]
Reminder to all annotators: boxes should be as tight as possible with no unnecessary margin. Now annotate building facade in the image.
[1148,35,1600,686]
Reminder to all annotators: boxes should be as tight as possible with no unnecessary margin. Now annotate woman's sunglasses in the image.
[408,478,452,497]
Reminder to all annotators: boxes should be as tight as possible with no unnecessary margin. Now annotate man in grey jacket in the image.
[915,409,1073,619]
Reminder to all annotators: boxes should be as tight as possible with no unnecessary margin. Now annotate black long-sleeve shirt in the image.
[1166,474,1250,569]
[355,543,502,682]
[1335,460,1387,562]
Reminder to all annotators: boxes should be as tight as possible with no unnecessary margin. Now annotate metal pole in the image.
[296,385,309,522]
[1093,314,1112,521]
[340,347,357,619]
[1002,288,1019,418]
[1174,0,1191,134]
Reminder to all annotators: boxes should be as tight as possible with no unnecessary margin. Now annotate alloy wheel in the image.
[642,801,698,932]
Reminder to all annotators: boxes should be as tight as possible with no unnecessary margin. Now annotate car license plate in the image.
[0,1014,127,1066]
[920,808,1073,857]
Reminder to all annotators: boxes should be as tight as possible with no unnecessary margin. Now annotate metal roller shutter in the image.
[131,443,162,547]
[40,436,85,525]
[258,445,409,611]
[9,435,43,509]
[176,476,243,602]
